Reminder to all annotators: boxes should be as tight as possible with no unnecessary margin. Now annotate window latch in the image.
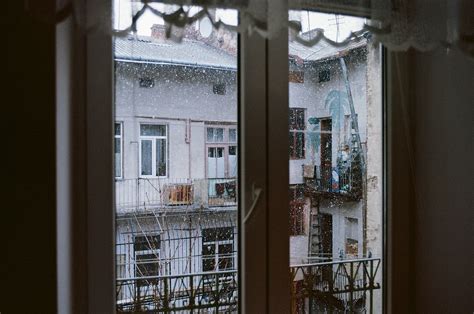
[243,183,263,224]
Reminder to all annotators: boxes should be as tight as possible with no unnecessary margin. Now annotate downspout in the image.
[185,119,192,179]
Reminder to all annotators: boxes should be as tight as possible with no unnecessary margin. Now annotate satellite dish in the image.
[199,17,213,38]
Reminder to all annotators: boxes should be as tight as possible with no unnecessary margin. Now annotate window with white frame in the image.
[202,227,235,271]
[139,124,167,177]
[114,122,123,178]
[206,126,237,179]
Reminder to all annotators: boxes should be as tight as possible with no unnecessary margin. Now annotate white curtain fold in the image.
[48,0,473,56]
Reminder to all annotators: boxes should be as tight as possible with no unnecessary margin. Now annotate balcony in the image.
[115,178,237,213]
[291,257,381,313]
[303,164,363,200]
[115,257,380,313]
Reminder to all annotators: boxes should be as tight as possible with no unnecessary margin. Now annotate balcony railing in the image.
[303,165,362,199]
[116,270,238,313]
[115,257,380,313]
[115,178,237,213]
[291,257,381,313]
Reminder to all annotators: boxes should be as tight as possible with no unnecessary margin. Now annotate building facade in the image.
[113,22,382,312]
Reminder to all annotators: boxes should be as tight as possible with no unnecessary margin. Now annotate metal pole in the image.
[339,57,365,173]
[369,259,374,314]
[349,261,354,312]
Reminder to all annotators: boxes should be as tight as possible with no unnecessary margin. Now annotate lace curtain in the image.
[51,0,473,57]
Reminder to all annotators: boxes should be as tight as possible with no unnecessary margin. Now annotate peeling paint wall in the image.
[365,42,383,312]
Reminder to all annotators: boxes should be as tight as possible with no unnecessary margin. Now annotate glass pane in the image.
[115,122,121,135]
[156,138,166,177]
[114,4,238,312]
[288,11,383,313]
[215,128,224,142]
[207,127,225,142]
[140,124,166,136]
[114,138,121,178]
[229,128,237,142]
[207,128,215,142]
[141,140,152,176]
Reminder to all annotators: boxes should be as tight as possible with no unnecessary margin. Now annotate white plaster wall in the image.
[290,236,308,265]
[319,200,364,258]
[115,63,237,181]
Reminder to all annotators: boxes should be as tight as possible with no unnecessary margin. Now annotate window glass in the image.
[140,124,166,137]
[155,138,166,177]
[207,127,225,142]
[141,140,152,176]
[115,122,121,135]
[113,4,238,312]
[229,128,237,142]
[114,123,122,178]
[288,11,383,313]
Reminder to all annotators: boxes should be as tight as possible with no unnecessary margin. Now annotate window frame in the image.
[202,227,235,272]
[205,124,238,179]
[114,122,123,179]
[139,123,168,178]
[289,107,306,159]
[133,234,161,279]
[61,1,402,313]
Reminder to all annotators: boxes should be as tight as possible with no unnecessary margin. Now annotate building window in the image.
[139,124,167,177]
[207,127,225,143]
[202,227,234,271]
[139,77,155,88]
[212,83,226,95]
[134,235,160,281]
[289,185,305,236]
[344,217,359,257]
[289,108,305,159]
[318,69,330,83]
[206,126,237,178]
[114,122,123,178]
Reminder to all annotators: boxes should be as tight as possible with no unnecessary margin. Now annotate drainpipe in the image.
[185,119,192,179]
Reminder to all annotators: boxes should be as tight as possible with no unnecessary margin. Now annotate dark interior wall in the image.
[1,2,57,312]
[413,49,474,312]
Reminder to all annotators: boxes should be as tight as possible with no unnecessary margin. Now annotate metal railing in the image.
[116,270,238,313]
[290,257,381,313]
[304,165,362,199]
[115,178,237,213]
[115,257,380,313]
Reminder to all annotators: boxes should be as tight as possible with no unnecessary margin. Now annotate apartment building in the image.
[113,23,381,312]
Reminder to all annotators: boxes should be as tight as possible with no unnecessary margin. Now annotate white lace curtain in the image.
[53,0,473,57]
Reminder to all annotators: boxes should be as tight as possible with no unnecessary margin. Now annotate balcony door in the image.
[207,147,225,179]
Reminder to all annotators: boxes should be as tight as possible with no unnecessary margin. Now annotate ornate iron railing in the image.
[116,270,238,313]
[115,257,380,313]
[290,257,381,313]
[303,164,362,199]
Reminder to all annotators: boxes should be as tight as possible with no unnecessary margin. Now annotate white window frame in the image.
[202,227,235,272]
[114,122,123,179]
[205,125,238,179]
[59,1,407,313]
[139,123,168,178]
